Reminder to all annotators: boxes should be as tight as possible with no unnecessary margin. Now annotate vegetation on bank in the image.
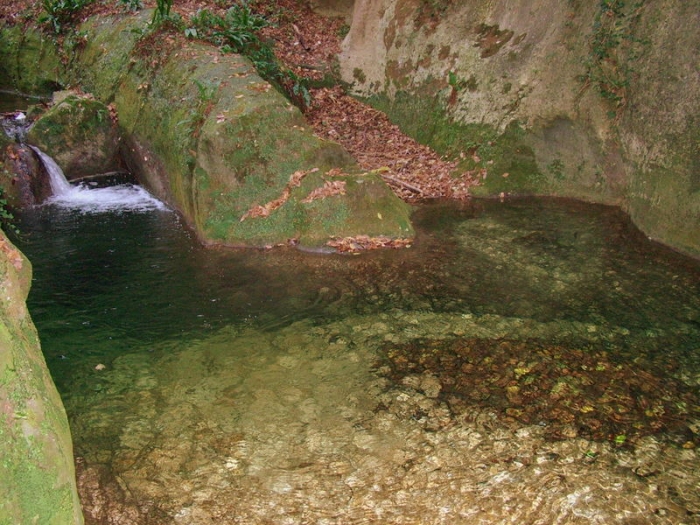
[581,0,648,120]
[37,0,312,109]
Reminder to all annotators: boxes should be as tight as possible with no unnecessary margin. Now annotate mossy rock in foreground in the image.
[0,232,83,524]
[206,168,414,249]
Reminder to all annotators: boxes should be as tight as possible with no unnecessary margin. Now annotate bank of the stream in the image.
[1,0,699,257]
[1,1,699,523]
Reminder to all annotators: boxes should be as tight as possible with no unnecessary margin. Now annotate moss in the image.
[75,13,150,101]
[0,26,65,95]
[0,232,82,524]
[353,68,367,84]
[26,93,120,179]
[297,173,413,247]
[627,163,700,259]
[202,170,413,247]
[365,91,545,195]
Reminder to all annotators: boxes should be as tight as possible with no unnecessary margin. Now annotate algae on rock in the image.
[0,231,83,525]
[0,25,65,95]
[27,91,122,180]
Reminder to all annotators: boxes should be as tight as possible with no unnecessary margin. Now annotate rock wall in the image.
[0,231,83,524]
[340,0,700,257]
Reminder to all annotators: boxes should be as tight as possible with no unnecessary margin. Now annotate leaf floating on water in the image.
[326,235,413,253]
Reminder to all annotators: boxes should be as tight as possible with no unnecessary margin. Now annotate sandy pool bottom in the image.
[68,311,700,524]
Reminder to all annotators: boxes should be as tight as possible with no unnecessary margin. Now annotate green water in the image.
[13,197,700,524]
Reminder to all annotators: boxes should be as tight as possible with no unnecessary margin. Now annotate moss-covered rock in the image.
[26,91,122,179]
[75,12,413,248]
[0,25,65,95]
[0,142,53,207]
[0,12,414,248]
[0,231,83,524]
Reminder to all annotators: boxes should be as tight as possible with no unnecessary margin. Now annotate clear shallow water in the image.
[12,197,700,524]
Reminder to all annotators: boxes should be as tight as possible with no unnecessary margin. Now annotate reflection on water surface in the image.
[14,197,700,524]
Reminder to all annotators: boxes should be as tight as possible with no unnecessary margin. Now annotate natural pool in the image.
[13,197,700,524]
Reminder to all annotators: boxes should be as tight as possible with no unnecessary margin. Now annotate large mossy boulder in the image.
[75,12,413,248]
[26,91,122,180]
[0,15,413,249]
[0,231,83,524]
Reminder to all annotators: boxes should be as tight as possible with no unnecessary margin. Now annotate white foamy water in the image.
[30,146,168,213]
[46,183,169,213]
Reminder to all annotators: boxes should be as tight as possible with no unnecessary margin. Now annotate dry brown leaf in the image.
[301,180,346,203]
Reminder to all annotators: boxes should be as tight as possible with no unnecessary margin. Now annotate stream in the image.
[11,191,700,524]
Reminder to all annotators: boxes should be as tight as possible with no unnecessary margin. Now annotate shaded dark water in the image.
[0,90,47,112]
[11,197,700,523]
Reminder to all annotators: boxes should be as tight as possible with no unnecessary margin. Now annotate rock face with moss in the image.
[0,231,83,524]
[0,25,63,96]
[340,0,700,257]
[26,91,122,180]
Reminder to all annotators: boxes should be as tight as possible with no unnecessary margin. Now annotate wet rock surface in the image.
[0,142,53,206]
[0,231,83,525]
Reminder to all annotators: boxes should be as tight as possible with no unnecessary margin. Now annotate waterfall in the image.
[29,146,74,196]
[28,146,168,213]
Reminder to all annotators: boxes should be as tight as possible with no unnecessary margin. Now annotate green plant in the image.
[338,24,350,39]
[186,2,312,110]
[40,0,91,34]
[546,159,565,181]
[151,0,173,25]
[0,186,18,235]
[289,73,311,110]
[581,0,647,120]
[189,2,267,52]
[193,79,217,103]
[119,0,142,12]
